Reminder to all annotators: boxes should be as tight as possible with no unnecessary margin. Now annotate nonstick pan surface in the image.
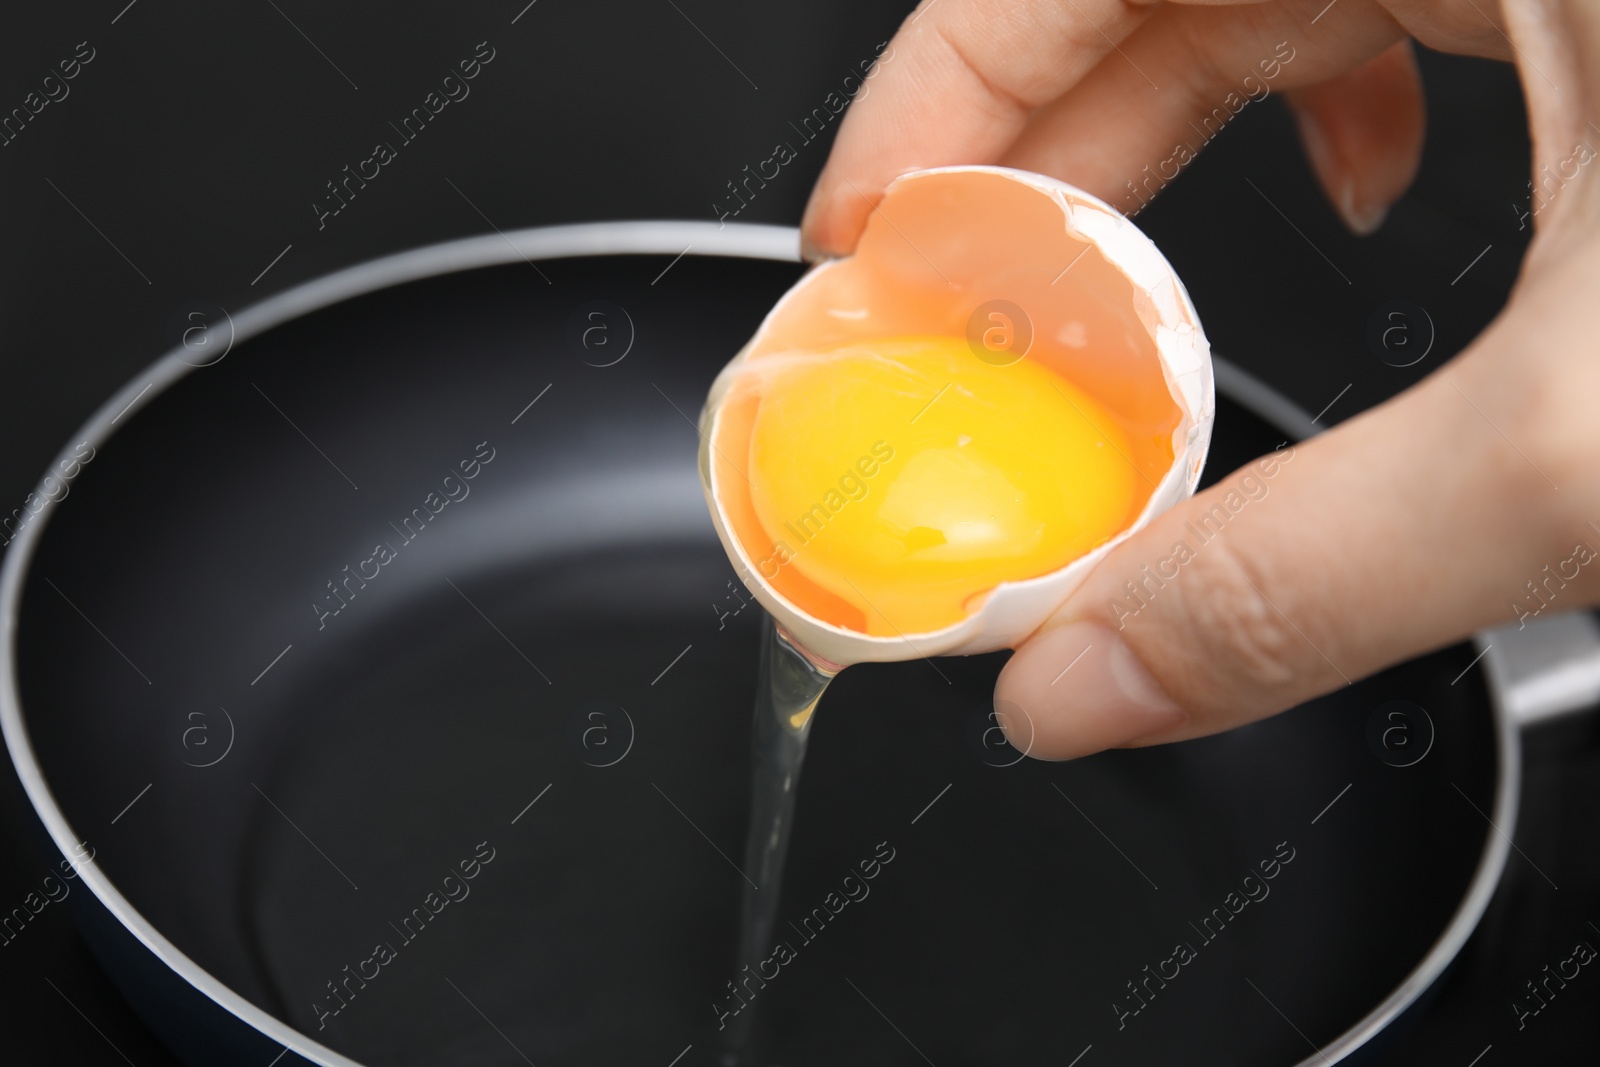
[2,223,1509,1066]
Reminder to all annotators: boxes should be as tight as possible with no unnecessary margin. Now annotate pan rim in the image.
[1207,367,1520,1063]
[0,219,1514,1067]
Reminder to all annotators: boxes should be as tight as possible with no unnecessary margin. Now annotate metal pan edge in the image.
[0,220,1514,1067]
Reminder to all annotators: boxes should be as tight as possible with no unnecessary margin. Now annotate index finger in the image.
[799,0,1158,260]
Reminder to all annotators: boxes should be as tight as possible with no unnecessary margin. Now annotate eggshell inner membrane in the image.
[709,169,1183,638]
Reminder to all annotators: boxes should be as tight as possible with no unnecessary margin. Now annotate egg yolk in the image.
[743,335,1148,636]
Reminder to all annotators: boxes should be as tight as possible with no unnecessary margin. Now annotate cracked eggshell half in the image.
[698,166,1213,667]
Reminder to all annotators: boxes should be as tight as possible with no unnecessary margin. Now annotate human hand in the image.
[800,0,1600,758]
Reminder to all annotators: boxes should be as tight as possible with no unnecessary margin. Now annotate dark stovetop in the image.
[0,1,1596,1063]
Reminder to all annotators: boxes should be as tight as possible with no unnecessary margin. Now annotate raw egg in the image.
[700,167,1213,666]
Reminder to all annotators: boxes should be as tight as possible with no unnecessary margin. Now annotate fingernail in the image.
[996,621,1186,760]
[1336,180,1388,235]
[799,232,828,264]
[798,188,829,263]
[1292,105,1387,236]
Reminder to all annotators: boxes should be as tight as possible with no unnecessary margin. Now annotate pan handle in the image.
[1478,610,1600,728]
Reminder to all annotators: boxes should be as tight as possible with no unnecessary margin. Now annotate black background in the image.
[0,0,1595,1063]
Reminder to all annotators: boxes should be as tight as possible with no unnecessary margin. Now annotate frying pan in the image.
[3,221,1597,1067]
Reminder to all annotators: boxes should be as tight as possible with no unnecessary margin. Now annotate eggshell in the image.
[699,166,1213,667]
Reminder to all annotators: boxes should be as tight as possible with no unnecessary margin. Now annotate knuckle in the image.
[1161,534,1308,696]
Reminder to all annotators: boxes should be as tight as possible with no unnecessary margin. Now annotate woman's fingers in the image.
[999,1,1405,212]
[1285,39,1426,234]
[798,0,1159,260]
[795,0,1600,764]
[991,0,1600,762]
[803,0,1411,257]
[994,317,1599,761]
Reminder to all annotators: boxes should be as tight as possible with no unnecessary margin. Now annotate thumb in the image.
[994,356,1585,760]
